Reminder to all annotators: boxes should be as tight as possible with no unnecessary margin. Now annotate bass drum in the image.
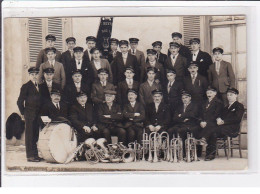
[38,123,77,163]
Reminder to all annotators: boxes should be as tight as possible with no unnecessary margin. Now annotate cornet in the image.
[148,132,160,163]
[169,134,183,163]
[159,132,170,161]
[142,130,149,161]
[185,133,198,163]
[128,141,142,162]
[84,138,100,164]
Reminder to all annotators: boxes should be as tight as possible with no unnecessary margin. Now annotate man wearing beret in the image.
[17,67,42,162]
[141,49,165,85]
[70,91,101,143]
[107,38,120,63]
[39,67,61,104]
[117,67,140,107]
[139,67,162,106]
[36,34,62,68]
[188,38,213,80]
[165,42,188,82]
[83,36,97,63]
[69,46,94,85]
[208,47,236,106]
[38,47,66,89]
[167,32,191,59]
[151,41,167,66]
[111,40,140,85]
[97,90,126,145]
[123,89,145,144]
[128,38,146,70]
[61,37,76,83]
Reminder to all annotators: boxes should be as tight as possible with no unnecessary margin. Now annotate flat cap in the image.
[45,47,57,54]
[169,42,181,48]
[213,47,224,54]
[152,89,163,95]
[66,37,76,43]
[189,38,200,45]
[152,41,162,47]
[97,68,109,74]
[28,67,39,73]
[77,91,87,97]
[172,32,182,39]
[127,89,138,95]
[146,67,158,73]
[181,90,191,97]
[119,40,129,46]
[166,69,176,74]
[125,66,135,73]
[50,89,61,95]
[86,36,97,42]
[73,46,84,53]
[226,87,239,95]
[206,86,217,92]
[189,61,199,67]
[104,89,117,95]
[72,69,82,75]
[110,38,119,44]
[45,34,56,41]
[129,38,139,43]
[90,47,101,54]
[43,67,54,74]
[147,49,157,55]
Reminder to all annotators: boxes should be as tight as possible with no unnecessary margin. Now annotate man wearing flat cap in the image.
[128,38,146,71]
[108,38,120,63]
[188,38,213,79]
[97,90,126,145]
[208,47,235,106]
[83,36,97,63]
[123,89,145,144]
[36,34,62,68]
[165,42,188,82]
[70,91,101,143]
[17,67,42,162]
[38,47,66,89]
[111,40,140,85]
[167,32,191,59]
[141,49,165,84]
[151,41,167,66]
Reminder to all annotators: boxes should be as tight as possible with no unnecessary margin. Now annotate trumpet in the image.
[169,134,183,163]
[159,132,170,161]
[185,133,198,162]
[84,138,100,164]
[142,130,149,161]
[148,132,159,162]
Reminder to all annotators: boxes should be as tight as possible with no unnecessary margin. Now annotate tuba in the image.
[95,138,110,163]
[148,132,160,163]
[159,132,170,161]
[84,138,100,164]
[185,133,198,162]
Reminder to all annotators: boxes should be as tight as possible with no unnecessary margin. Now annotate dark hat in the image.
[189,38,200,45]
[45,34,56,41]
[45,47,57,54]
[86,36,97,42]
[72,69,82,75]
[104,89,117,95]
[119,40,129,46]
[152,41,162,47]
[181,90,191,97]
[189,61,199,67]
[73,46,84,53]
[110,38,119,44]
[206,86,217,92]
[129,38,139,43]
[127,89,138,95]
[146,67,158,73]
[147,49,157,55]
[66,37,76,43]
[43,67,54,74]
[213,47,224,54]
[28,67,39,74]
[50,89,61,96]
[169,42,181,48]
[152,89,163,95]
[77,91,87,97]
[226,87,239,95]
[171,32,182,39]
[97,68,109,74]
[90,47,100,54]
[125,66,135,73]
[166,69,176,74]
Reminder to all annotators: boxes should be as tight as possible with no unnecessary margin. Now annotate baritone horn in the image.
[95,138,110,163]
[84,138,99,164]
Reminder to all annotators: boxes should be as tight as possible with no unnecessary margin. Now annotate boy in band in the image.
[128,38,146,69]
[117,67,140,107]
[149,41,167,66]
[38,47,66,89]
[36,34,62,68]
[123,89,145,144]
[208,47,236,106]
[108,38,120,63]
[139,67,162,106]
[17,67,42,162]
[97,90,126,145]
[83,36,97,63]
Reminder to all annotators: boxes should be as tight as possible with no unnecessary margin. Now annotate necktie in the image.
[216,62,220,75]
[102,82,106,88]
[155,104,158,113]
[51,62,54,68]
[168,82,172,93]
[132,50,135,55]
[56,103,60,110]
[78,61,81,69]
[82,105,85,109]
[123,56,127,65]
[34,82,38,91]
[113,51,116,58]
[76,83,80,92]
[108,104,112,110]
[131,103,134,108]
[172,55,175,60]
[192,75,196,85]
[184,104,187,112]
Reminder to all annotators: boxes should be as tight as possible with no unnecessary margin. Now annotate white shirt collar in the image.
[126,78,133,84]
[74,82,81,87]
[48,60,55,65]
[130,101,136,106]
[122,52,128,58]
[191,73,198,79]
[52,101,59,107]
[147,80,154,86]
[171,53,179,60]
[192,50,200,55]
[100,80,107,86]
[228,101,236,108]
[46,80,52,86]
[149,60,156,66]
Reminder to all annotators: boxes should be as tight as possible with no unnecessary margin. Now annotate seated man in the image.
[123,89,145,144]
[97,90,126,145]
[70,91,101,143]
[145,89,170,135]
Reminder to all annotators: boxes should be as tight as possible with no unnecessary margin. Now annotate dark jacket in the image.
[39,81,61,104]
[123,101,145,128]
[41,101,68,120]
[61,50,75,83]
[36,49,62,69]
[168,44,191,59]
[139,81,162,106]
[117,80,140,106]
[83,49,93,64]
[140,61,165,84]
[91,81,116,104]
[107,50,120,63]
[163,80,184,107]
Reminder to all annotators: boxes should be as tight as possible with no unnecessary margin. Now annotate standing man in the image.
[107,38,120,63]
[208,47,236,106]
[83,36,97,63]
[36,34,62,68]
[151,41,167,67]
[128,38,146,70]
[168,32,191,59]
[189,38,213,80]
[17,67,42,162]
[38,47,66,89]
[112,40,140,85]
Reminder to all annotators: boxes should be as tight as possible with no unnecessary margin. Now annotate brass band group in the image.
[17,31,245,164]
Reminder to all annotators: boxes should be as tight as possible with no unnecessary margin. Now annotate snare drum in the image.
[38,122,77,163]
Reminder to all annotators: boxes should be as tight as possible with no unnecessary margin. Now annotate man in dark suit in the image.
[145,89,171,135]
[17,67,42,162]
[61,37,76,84]
[36,34,62,68]
[188,38,213,80]
[83,36,97,63]
[39,67,61,104]
[151,41,167,67]
[70,91,101,143]
[63,70,91,106]
[107,38,120,63]
[165,42,188,82]
[97,90,126,145]
[111,40,140,85]
[197,86,224,161]
[167,32,191,59]
[183,61,208,106]
[123,89,145,144]
[128,38,146,70]
[117,67,139,107]
[208,47,236,106]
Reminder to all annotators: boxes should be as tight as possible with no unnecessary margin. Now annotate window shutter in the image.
[183,16,201,48]
[48,18,63,52]
[28,18,43,63]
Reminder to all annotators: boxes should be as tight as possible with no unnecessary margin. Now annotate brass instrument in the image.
[95,138,110,163]
[128,141,142,162]
[107,142,135,163]
[169,134,183,163]
[84,138,100,164]
[148,132,159,162]
[185,133,198,162]
[142,130,149,161]
[159,132,170,161]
